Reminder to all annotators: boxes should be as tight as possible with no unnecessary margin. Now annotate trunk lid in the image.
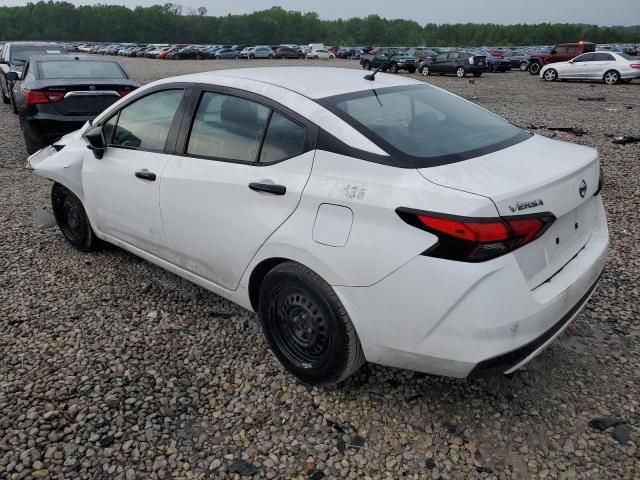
[35,80,136,116]
[418,134,601,289]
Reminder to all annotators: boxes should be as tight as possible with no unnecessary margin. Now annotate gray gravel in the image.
[1,58,639,479]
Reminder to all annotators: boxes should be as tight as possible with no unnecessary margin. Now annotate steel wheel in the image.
[604,70,620,85]
[543,69,557,81]
[51,183,97,251]
[456,66,465,77]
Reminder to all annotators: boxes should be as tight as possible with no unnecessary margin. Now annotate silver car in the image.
[247,46,275,59]
[540,52,640,84]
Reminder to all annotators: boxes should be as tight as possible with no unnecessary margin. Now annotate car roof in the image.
[167,67,421,99]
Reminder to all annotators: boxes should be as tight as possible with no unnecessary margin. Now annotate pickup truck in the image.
[360,47,418,74]
[528,42,596,75]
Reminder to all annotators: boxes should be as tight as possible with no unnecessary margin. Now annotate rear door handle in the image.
[249,182,286,195]
[135,170,156,181]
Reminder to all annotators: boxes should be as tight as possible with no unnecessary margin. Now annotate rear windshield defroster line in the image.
[316,84,532,169]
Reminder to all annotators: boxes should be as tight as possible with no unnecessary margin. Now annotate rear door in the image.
[446,52,461,73]
[588,53,617,80]
[431,53,449,73]
[159,87,317,290]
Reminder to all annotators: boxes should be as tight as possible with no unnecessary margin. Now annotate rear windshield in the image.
[10,45,63,64]
[319,84,529,168]
[40,61,125,79]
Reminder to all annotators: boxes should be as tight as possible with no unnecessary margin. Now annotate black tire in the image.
[603,70,620,85]
[519,61,529,71]
[268,54,274,59]
[25,136,45,155]
[529,61,541,75]
[249,54,255,59]
[456,66,466,78]
[363,61,371,70]
[389,62,399,74]
[420,65,430,76]
[51,183,98,252]
[1,86,9,104]
[473,72,482,77]
[259,262,365,385]
[234,55,239,59]
[408,67,416,74]
[195,55,202,60]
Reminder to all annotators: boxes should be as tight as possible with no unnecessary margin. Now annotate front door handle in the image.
[135,170,156,181]
[249,182,286,195]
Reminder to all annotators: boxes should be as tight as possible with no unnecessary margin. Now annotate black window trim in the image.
[97,82,193,155]
[316,84,533,169]
[172,83,318,167]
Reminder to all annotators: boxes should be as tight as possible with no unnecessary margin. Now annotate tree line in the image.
[1,2,639,47]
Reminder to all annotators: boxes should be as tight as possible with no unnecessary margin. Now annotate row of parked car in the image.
[358,43,640,83]
[75,43,337,60]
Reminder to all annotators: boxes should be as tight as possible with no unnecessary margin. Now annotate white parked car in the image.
[307,49,334,59]
[28,67,608,385]
[540,51,640,84]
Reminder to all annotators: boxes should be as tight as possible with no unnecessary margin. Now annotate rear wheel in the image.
[389,62,399,74]
[1,86,9,104]
[259,262,365,385]
[543,68,558,81]
[51,183,98,252]
[519,61,529,71]
[529,61,541,75]
[362,61,371,70]
[456,66,466,78]
[603,70,620,85]
[408,67,416,74]
[420,65,430,76]
[268,54,274,59]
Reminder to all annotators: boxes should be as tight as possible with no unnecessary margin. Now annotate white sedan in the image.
[540,51,640,84]
[306,49,334,59]
[29,67,608,385]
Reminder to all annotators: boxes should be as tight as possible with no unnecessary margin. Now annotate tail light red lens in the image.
[630,63,640,69]
[24,89,65,105]
[397,208,555,262]
[117,89,133,97]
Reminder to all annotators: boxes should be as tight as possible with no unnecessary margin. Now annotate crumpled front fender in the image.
[27,126,89,202]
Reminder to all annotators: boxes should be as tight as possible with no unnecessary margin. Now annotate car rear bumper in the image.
[23,115,90,144]
[334,195,608,378]
[466,65,488,73]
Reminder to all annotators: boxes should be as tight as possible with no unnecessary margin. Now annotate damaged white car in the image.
[29,67,608,385]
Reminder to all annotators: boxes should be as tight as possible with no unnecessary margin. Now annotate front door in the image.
[160,89,315,290]
[82,88,187,258]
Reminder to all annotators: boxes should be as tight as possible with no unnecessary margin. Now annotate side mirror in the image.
[83,125,106,159]
[5,71,19,82]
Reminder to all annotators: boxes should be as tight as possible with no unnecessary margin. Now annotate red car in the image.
[528,42,596,75]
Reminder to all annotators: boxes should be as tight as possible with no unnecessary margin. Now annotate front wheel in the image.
[529,62,541,75]
[268,54,274,59]
[1,86,9,104]
[456,66,466,78]
[603,70,620,85]
[51,183,98,252]
[362,61,371,70]
[519,61,529,71]
[543,68,557,81]
[420,65,430,76]
[259,262,365,385]
[408,67,416,74]
[389,62,399,74]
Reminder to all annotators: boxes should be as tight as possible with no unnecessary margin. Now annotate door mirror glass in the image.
[84,125,106,159]
[5,71,19,81]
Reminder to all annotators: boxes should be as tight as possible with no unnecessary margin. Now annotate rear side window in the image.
[107,89,183,151]
[187,92,270,162]
[319,85,529,168]
[259,112,306,163]
[39,61,125,79]
[594,53,615,61]
[10,45,63,65]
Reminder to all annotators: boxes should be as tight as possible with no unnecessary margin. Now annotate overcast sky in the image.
[2,0,639,26]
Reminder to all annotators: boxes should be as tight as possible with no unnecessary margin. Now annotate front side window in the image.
[106,89,183,151]
[553,46,568,54]
[448,52,460,60]
[574,53,596,62]
[187,92,270,162]
[320,85,529,168]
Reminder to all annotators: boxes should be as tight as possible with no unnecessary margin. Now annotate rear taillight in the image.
[630,63,640,69]
[24,89,65,105]
[594,167,604,196]
[396,208,555,262]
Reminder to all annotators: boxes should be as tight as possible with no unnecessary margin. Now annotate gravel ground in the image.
[1,58,639,480]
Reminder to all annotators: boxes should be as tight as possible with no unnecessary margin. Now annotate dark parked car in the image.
[168,47,209,60]
[419,51,487,77]
[1,42,66,113]
[360,47,418,73]
[214,48,240,59]
[11,55,139,153]
[528,42,596,75]
[275,47,302,59]
[503,50,531,71]
[480,52,512,72]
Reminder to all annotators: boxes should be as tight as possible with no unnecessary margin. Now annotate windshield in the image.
[40,61,125,79]
[319,84,530,168]
[10,45,63,64]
